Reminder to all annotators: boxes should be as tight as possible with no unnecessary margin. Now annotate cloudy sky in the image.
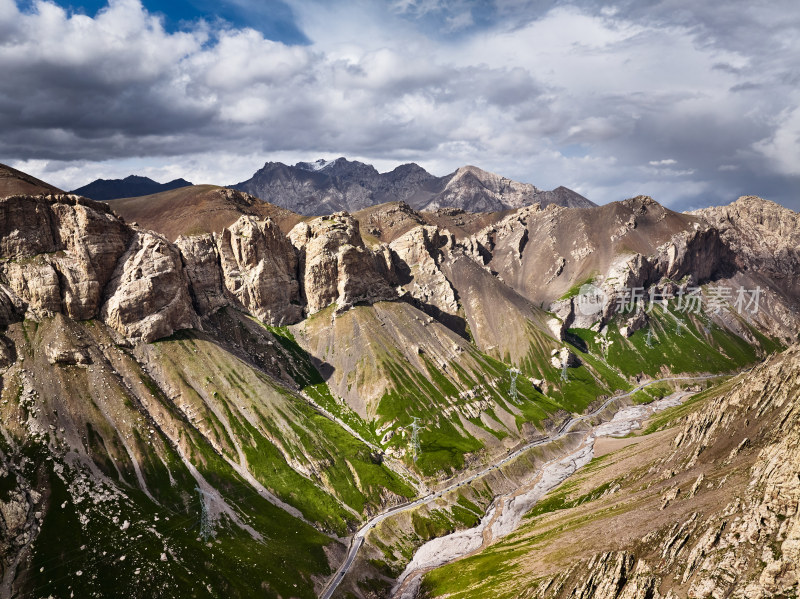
[1,0,798,210]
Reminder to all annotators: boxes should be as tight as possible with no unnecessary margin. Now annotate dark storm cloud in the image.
[1,0,798,210]
[0,1,550,162]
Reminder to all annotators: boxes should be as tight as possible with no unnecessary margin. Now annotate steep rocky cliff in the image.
[176,216,306,326]
[0,194,195,342]
[693,196,800,299]
[288,212,398,314]
[389,226,459,319]
[0,193,405,342]
[214,215,303,324]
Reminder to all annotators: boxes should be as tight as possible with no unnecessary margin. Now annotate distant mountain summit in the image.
[71,174,192,202]
[232,157,594,215]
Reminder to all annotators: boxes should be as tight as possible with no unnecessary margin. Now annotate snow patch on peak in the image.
[295,159,332,172]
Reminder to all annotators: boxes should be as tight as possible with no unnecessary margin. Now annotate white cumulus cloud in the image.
[0,0,798,211]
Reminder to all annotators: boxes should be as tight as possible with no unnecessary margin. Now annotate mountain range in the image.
[71,174,193,202]
[0,161,798,599]
[231,157,595,215]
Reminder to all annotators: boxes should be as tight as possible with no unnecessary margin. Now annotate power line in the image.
[197,486,215,542]
[409,417,422,463]
[598,335,611,358]
[507,367,521,403]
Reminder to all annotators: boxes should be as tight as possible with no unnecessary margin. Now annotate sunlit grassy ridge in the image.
[149,330,415,534]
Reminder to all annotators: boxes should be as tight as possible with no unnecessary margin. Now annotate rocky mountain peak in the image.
[722,195,800,231]
[256,161,302,176]
[433,165,540,212]
[691,196,800,302]
[449,164,485,179]
[233,157,593,214]
[294,158,332,172]
[730,193,785,209]
[445,165,520,190]
[621,194,658,209]
[692,195,800,248]
[388,162,430,177]
[321,157,381,182]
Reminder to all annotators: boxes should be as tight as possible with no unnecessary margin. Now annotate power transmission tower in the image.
[410,417,422,463]
[675,319,684,336]
[560,361,569,382]
[645,328,654,347]
[599,335,611,358]
[197,487,214,542]
[507,367,521,403]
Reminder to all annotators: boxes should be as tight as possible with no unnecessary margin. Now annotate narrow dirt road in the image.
[319,375,721,599]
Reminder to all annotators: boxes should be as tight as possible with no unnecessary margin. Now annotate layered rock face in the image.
[479,196,733,305]
[693,196,800,294]
[463,196,792,335]
[288,212,397,314]
[389,225,458,317]
[0,193,406,343]
[0,195,131,323]
[0,195,199,342]
[214,216,303,324]
[100,230,198,341]
[174,234,228,316]
[2,188,797,352]
[378,194,800,357]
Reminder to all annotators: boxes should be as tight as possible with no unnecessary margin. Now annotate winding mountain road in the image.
[318,373,725,599]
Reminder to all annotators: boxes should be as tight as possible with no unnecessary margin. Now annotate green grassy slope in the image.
[0,316,416,597]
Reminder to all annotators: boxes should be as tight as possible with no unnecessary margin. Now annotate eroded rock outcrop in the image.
[0,195,198,342]
[389,226,458,317]
[288,212,397,314]
[0,195,131,321]
[215,216,302,325]
[175,234,228,316]
[100,230,199,342]
[546,211,736,331]
[693,196,800,291]
[176,216,304,325]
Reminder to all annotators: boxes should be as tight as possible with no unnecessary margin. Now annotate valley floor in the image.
[415,347,800,599]
[324,376,729,598]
